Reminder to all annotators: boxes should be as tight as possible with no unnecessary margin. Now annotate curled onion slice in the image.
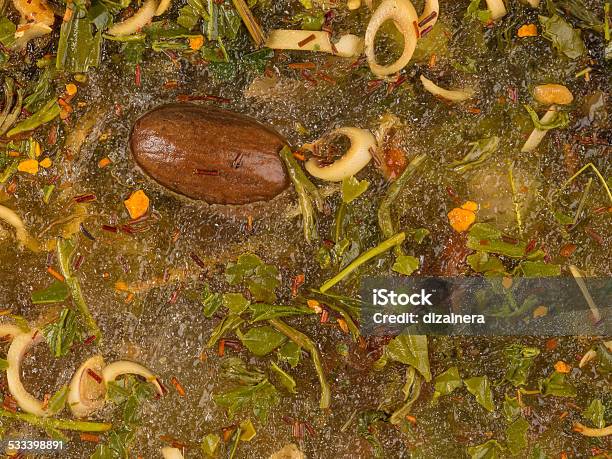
[155,0,172,15]
[102,360,164,395]
[162,447,185,459]
[572,423,612,437]
[0,323,24,340]
[521,106,558,153]
[420,75,474,102]
[265,30,363,58]
[68,355,106,418]
[12,0,54,26]
[365,0,419,77]
[0,204,40,252]
[6,330,48,416]
[485,0,507,20]
[107,0,159,37]
[12,23,53,50]
[304,127,376,182]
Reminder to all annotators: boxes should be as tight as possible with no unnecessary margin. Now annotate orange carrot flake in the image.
[124,189,150,219]
[448,201,478,232]
[554,360,571,374]
[65,83,78,96]
[189,35,204,51]
[17,159,39,175]
[47,266,65,282]
[517,24,538,37]
[98,157,112,168]
[171,376,186,397]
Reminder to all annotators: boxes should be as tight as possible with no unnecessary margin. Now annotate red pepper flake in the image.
[525,239,537,254]
[303,422,317,436]
[288,62,316,70]
[366,79,384,93]
[163,80,179,89]
[222,427,235,442]
[291,274,305,297]
[2,394,17,412]
[418,10,438,27]
[405,415,417,425]
[412,21,421,38]
[194,168,220,176]
[190,251,206,269]
[223,339,242,351]
[420,24,434,36]
[47,266,65,283]
[246,215,253,232]
[559,243,577,257]
[292,420,304,439]
[72,254,85,271]
[298,34,316,47]
[293,151,305,161]
[6,180,17,194]
[545,338,558,350]
[168,287,180,304]
[80,223,96,241]
[47,125,58,145]
[501,235,519,244]
[135,64,142,87]
[83,335,97,345]
[170,376,186,397]
[300,69,317,85]
[74,193,97,203]
[316,71,336,84]
[592,206,608,215]
[102,224,118,233]
[320,309,329,323]
[584,227,603,245]
[218,339,226,357]
[86,368,103,384]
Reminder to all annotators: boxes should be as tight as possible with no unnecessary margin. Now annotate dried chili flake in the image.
[170,376,186,397]
[86,368,103,384]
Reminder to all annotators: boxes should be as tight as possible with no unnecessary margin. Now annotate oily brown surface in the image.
[130,103,289,205]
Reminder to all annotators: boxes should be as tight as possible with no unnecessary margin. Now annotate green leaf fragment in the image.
[506,417,529,455]
[464,375,495,412]
[237,326,287,356]
[31,280,70,305]
[392,255,420,276]
[277,341,301,368]
[201,433,221,456]
[583,399,605,428]
[383,335,431,382]
[539,371,576,397]
[433,366,462,398]
[467,439,504,459]
[341,176,369,203]
[270,361,297,394]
